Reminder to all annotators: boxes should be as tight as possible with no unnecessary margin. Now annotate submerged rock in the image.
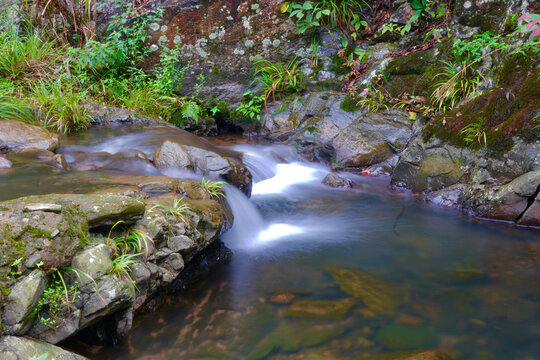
[366,349,452,360]
[325,266,406,315]
[0,120,58,152]
[285,298,356,319]
[375,325,438,351]
[322,173,353,188]
[0,336,87,360]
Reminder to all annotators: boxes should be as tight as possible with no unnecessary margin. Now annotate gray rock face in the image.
[332,111,412,167]
[0,336,88,360]
[0,120,59,152]
[154,140,193,170]
[322,173,353,188]
[2,270,47,335]
[153,140,252,194]
[71,244,113,287]
[0,156,12,168]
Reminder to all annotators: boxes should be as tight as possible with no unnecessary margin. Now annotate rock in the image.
[375,325,438,351]
[154,140,193,170]
[269,292,297,305]
[83,101,169,127]
[0,336,88,360]
[71,244,113,288]
[366,349,453,360]
[0,120,58,152]
[247,324,345,360]
[2,269,47,335]
[153,140,252,194]
[0,156,12,168]
[0,198,89,299]
[325,266,406,315]
[285,298,356,319]
[391,145,467,193]
[519,193,540,226]
[322,173,353,188]
[82,274,136,321]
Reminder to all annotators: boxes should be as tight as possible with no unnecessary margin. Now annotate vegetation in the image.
[200,178,227,200]
[151,198,191,222]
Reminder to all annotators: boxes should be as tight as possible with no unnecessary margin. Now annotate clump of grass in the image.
[200,178,227,199]
[254,56,304,112]
[151,198,191,221]
[459,118,487,147]
[432,60,483,112]
[0,15,61,82]
[31,80,90,133]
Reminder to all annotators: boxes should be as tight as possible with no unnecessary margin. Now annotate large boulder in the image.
[154,140,252,194]
[332,111,413,167]
[2,270,47,335]
[0,120,59,152]
[0,336,88,360]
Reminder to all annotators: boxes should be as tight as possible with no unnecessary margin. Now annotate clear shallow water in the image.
[2,128,539,359]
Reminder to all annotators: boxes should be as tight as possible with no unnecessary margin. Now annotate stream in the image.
[2,126,540,359]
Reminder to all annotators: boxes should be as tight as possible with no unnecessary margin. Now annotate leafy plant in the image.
[517,13,540,39]
[459,118,487,147]
[286,0,369,42]
[200,178,227,199]
[110,253,140,283]
[234,91,265,122]
[181,100,202,124]
[254,57,304,112]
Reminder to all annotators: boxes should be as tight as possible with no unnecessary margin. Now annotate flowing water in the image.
[2,126,539,359]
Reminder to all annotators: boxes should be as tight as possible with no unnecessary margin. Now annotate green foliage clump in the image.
[200,178,227,200]
[234,91,265,123]
[36,272,79,329]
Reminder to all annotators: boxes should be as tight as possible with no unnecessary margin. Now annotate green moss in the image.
[25,226,53,239]
[340,96,361,112]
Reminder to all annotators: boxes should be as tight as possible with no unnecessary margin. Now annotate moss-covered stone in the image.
[375,325,438,351]
[285,298,356,319]
[325,266,406,315]
[365,349,453,360]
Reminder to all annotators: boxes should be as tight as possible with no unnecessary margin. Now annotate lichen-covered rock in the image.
[2,269,47,335]
[0,336,88,360]
[71,244,113,287]
[325,266,406,315]
[0,120,59,152]
[83,101,169,127]
[154,140,194,170]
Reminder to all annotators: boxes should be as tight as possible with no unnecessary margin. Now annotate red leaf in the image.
[526,20,538,30]
[518,14,531,21]
[456,111,462,117]
[533,27,540,37]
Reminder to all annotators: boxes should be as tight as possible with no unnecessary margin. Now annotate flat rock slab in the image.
[0,336,88,360]
[0,120,58,152]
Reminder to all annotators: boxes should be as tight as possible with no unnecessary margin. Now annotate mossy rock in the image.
[340,96,362,113]
[325,266,406,315]
[375,325,438,351]
[247,324,345,360]
[386,49,437,76]
[285,298,356,319]
[364,349,452,360]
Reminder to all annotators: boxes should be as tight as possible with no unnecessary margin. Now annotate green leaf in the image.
[322,9,331,15]
[303,1,313,10]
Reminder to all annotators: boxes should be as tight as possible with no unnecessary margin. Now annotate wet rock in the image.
[519,193,540,226]
[153,140,252,194]
[367,349,453,360]
[285,298,356,319]
[375,324,438,351]
[247,324,345,360]
[0,336,87,360]
[322,173,353,188]
[325,266,406,315]
[2,269,47,335]
[331,110,412,168]
[0,120,58,152]
[269,292,297,305]
[0,156,13,168]
[154,140,194,170]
